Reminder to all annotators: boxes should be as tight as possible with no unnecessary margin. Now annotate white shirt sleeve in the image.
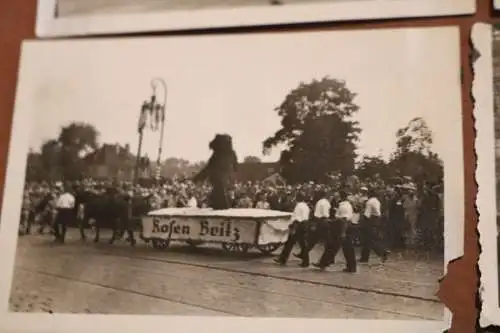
[314,199,331,218]
[56,193,75,209]
[69,194,75,209]
[292,203,310,222]
[188,197,198,208]
[335,201,354,220]
[363,199,371,218]
[364,198,381,218]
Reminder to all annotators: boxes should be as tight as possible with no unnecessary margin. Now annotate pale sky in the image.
[18,27,461,164]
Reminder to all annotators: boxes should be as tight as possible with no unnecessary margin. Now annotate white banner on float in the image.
[257,220,292,245]
[141,216,259,243]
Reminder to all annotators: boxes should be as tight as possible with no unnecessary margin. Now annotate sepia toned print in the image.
[56,0,355,17]
[0,27,462,333]
[35,0,475,37]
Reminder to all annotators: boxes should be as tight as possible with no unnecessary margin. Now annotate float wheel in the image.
[152,239,170,249]
[256,243,281,255]
[186,240,203,248]
[221,243,250,253]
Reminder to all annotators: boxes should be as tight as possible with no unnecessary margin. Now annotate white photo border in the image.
[36,0,475,37]
[0,27,464,332]
[474,22,500,328]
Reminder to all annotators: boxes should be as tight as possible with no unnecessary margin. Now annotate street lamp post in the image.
[134,100,150,186]
[151,78,167,186]
[133,78,167,187]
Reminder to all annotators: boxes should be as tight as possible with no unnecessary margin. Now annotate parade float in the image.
[141,207,293,254]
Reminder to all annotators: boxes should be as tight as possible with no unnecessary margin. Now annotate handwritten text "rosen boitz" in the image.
[151,219,241,242]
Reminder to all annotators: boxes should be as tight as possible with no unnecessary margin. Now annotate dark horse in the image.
[193,134,238,210]
[80,189,137,245]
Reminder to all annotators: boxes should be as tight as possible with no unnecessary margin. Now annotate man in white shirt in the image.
[298,189,331,267]
[314,193,331,219]
[359,188,388,263]
[274,192,310,265]
[187,195,198,208]
[54,185,76,243]
[315,190,357,273]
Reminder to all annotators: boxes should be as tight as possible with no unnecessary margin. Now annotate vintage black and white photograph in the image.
[475,23,500,328]
[0,27,463,333]
[35,0,475,37]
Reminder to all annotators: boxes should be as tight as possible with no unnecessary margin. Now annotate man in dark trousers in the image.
[314,190,357,273]
[273,192,310,265]
[298,189,331,267]
[54,185,75,243]
[359,188,389,263]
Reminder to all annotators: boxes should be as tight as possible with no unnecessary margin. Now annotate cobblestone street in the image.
[57,0,365,17]
[10,229,444,320]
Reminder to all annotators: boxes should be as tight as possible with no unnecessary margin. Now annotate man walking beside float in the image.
[273,191,310,266]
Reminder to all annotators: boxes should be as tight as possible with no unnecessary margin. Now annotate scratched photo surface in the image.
[36,0,475,37]
[52,0,465,17]
[56,0,351,17]
[1,27,463,323]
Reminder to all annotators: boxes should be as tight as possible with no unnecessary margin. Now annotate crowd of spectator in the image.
[19,174,444,252]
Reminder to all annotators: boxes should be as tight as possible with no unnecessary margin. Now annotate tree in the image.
[39,139,63,181]
[390,118,443,186]
[262,77,361,183]
[84,143,135,180]
[30,122,100,181]
[57,122,99,180]
[25,149,44,181]
[243,156,261,164]
[356,155,390,181]
[395,117,433,156]
[390,151,443,185]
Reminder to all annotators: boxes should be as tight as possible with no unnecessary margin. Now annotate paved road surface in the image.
[56,0,368,17]
[10,229,443,320]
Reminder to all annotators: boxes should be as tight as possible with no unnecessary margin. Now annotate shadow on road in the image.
[22,235,276,262]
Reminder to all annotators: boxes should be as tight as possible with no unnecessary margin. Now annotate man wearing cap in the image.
[54,185,76,243]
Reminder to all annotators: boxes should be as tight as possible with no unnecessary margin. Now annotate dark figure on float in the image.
[193,134,238,210]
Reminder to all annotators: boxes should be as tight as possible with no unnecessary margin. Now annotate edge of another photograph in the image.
[36,0,475,37]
